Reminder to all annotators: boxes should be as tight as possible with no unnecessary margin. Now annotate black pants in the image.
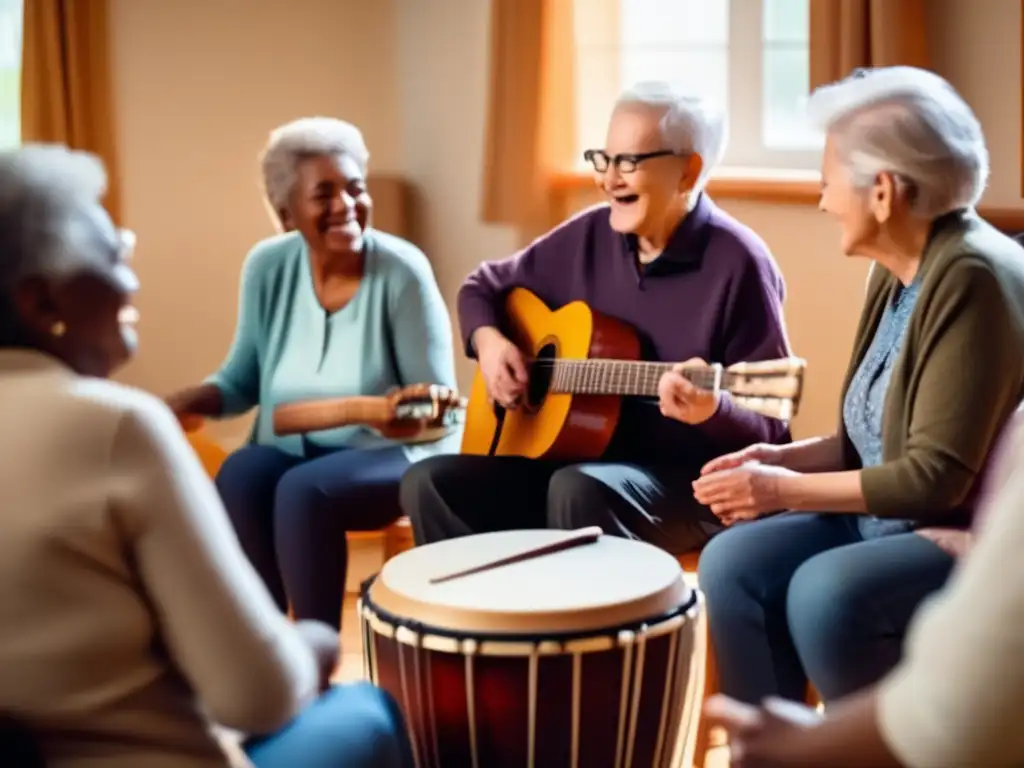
[399,454,722,554]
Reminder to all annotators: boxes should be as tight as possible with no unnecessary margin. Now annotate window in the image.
[573,0,822,174]
[0,0,21,149]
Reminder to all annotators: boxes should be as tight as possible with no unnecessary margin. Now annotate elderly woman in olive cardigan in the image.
[657,67,1024,705]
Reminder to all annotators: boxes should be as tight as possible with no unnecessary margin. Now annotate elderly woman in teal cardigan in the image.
[168,117,459,630]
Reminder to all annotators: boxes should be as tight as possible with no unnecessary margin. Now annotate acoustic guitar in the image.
[271,288,806,461]
[460,287,805,460]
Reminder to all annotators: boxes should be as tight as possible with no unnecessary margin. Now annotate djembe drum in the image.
[359,529,703,768]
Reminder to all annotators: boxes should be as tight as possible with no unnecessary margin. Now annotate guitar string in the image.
[534,360,735,392]
[529,360,798,387]
[536,360,799,400]
[397,360,799,408]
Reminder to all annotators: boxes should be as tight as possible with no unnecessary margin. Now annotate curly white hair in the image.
[260,117,370,212]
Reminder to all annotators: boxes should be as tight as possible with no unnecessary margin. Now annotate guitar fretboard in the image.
[545,359,738,396]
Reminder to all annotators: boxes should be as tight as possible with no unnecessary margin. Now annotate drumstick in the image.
[428,526,604,585]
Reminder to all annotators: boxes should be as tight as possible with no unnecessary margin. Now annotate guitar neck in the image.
[549,359,733,397]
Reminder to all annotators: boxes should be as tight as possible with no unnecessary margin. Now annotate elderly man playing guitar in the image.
[400,81,794,553]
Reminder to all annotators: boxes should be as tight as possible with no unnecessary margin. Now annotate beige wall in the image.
[110,0,402,444]
[108,0,1023,446]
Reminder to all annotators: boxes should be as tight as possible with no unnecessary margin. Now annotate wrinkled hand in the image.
[294,620,341,693]
[387,383,464,428]
[657,358,721,425]
[704,694,824,768]
[476,331,529,409]
[915,527,974,558]
[701,443,783,476]
[692,461,797,525]
[378,384,465,441]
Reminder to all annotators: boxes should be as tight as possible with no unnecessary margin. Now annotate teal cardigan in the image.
[206,229,461,462]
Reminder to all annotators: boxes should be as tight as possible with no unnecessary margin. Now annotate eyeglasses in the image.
[583,149,681,174]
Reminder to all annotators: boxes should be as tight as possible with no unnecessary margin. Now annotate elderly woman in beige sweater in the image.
[0,144,412,767]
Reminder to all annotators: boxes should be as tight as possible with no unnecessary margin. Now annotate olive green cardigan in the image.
[839,209,1024,523]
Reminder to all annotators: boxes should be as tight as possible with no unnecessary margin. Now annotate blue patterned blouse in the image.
[842,274,923,538]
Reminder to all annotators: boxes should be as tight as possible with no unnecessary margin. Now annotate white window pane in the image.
[0,71,17,148]
[763,0,809,43]
[0,0,21,150]
[575,50,623,164]
[621,49,728,112]
[620,0,728,48]
[762,46,822,150]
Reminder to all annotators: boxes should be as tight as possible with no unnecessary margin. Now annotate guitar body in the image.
[461,288,641,460]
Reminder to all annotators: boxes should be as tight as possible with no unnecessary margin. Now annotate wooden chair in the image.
[183,422,229,477]
[347,516,415,571]
[381,515,414,559]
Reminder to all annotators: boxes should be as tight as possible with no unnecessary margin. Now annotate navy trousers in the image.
[698,513,954,704]
[245,682,414,767]
[215,444,409,629]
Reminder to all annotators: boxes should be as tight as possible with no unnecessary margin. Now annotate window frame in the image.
[570,0,824,203]
[725,0,822,171]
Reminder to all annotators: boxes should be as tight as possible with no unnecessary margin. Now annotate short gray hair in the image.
[0,144,108,291]
[808,66,988,217]
[615,81,728,193]
[260,117,370,211]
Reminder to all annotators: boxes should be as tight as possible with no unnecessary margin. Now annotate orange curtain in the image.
[480,0,576,239]
[809,0,930,89]
[20,0,121,223]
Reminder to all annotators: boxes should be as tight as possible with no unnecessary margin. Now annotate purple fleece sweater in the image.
[459,194,793,464]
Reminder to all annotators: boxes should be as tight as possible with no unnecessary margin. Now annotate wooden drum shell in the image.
[360,580,702,768]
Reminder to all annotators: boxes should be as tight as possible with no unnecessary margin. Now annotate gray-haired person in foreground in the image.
[0,143,413,767]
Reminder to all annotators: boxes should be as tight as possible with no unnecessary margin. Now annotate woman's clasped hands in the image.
[692,443,798,526]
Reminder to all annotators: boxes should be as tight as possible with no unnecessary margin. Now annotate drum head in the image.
[366,530,691,636]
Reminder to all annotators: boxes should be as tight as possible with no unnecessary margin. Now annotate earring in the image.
[51,320,66,338]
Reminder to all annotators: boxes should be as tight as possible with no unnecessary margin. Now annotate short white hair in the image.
[0,144,108,291]
[614,81,728,192]
[260,117,370,211]
[808,66,988,217]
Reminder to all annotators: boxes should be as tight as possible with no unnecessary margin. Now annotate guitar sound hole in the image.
[526,343,557,410]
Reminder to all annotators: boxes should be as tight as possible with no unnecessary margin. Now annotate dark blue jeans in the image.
[215,443,409,628]
[245,682,413,767]
[698,513,954,704]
